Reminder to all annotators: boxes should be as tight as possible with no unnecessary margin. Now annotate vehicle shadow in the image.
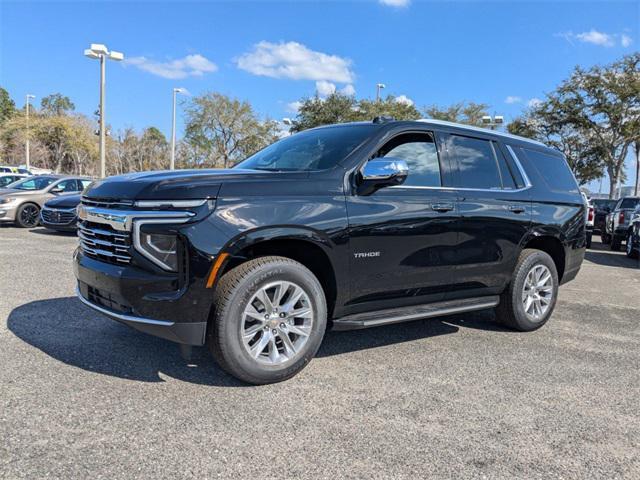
[7,296,506,385]
[28,227,76,236]
[585,238,639,269]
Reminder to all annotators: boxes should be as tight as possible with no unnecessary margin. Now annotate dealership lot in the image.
[1,227,639,479]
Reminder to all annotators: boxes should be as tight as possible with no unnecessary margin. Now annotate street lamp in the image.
[481,115,504,130]
[84,43,124,178]
[375,83,386,102]
[170,87,187,170]
[25,94,35,170]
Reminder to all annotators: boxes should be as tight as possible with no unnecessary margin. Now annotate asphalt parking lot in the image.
[1,227,639,479]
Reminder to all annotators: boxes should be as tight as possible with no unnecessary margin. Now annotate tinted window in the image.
[450,135,502,189]
[235,125,374,171]
[0,176,19,187]
[11,176,56,190]
[379,133,441,187]
[620,198,640,209]
[493,143,516,189]
[55,179,80,192]
[523,148,579,193]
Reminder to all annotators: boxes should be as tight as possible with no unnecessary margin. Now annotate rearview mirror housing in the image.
[358,158,409,195]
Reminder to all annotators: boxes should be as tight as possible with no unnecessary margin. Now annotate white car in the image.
[0,173,28,189]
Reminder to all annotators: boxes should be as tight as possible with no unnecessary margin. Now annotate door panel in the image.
[345,187,459,313]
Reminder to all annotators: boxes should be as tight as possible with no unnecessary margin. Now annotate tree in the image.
[546,53,640,198]
[423,102,490,126]
[41,93,75,116]
[183,92,279,168]
[290,93,421,132]
[0,87,16,125]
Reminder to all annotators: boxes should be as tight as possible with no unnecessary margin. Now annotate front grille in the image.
[81,196,134,209]
[41,208,76,224]
[78,221,132,265]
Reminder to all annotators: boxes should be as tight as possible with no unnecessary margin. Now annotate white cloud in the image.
[575,29,615,47]
[236,41,354,83]
[286,101,302,113]
[340,84,356,96]
[124,54,217,79]
[621,34,633,47]
[505,96,522,104]
[394,94,414,106]
[528,98,543,108]
[315,80,336,97]
[379,0,410,7]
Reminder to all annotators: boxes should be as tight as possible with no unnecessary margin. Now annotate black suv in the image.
[74,120,586,384]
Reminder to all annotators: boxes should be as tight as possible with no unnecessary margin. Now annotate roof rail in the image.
[416,118,547,147]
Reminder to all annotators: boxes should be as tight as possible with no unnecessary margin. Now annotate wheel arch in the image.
[520,232,566,282]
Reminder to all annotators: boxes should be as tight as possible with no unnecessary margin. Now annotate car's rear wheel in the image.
[601,232,611,244]
[586,232,592,249]
[208,256,327,385]
[15,203,40,228]
[626,230,639,259]
[495,249,558,331]
[610,235,622,251]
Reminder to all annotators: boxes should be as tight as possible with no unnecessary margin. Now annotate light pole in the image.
[170,87,187,170]
[375,83,386,102]
[84,44,124,178]
[25,94,35,170]
[481,115,504,130]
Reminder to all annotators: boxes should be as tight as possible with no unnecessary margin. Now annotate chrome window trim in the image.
[505,145,533,189]
[388,184,531,193]
[76,286,174,326]
[77,205,194,231]
[417,118,547,147]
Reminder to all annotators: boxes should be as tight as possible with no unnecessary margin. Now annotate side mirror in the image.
[358,158,409,195]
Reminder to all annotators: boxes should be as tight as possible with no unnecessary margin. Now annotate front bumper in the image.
[0,204,18,222]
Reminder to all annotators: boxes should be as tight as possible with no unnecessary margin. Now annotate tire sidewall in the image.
[16,203,39,228]
[216,260,327,383]
[510,251,559,331]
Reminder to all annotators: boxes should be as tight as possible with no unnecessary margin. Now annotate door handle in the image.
[431,203,454,213]
[508,205,526,214]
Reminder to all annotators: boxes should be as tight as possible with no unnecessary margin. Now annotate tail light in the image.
[619,211,625,224]
[588,207,594,222]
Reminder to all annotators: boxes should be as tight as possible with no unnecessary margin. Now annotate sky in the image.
[1,0,638,192]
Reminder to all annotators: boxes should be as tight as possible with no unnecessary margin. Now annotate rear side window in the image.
[493,144,517,189]
[522,148,579,193]
[450,135,502,189]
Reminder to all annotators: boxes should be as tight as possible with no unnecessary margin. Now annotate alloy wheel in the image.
[240,281,314,365]
[20,205,39,227]
[522,264,554,322]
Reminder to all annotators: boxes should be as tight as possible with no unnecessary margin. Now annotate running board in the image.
[331,296,500,331]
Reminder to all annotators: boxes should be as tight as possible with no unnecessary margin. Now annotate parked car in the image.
[40,193,82,232]
[592,199,617,236]
[582,193,594,248]
[0,165,31,175]
[604,196,640,251]
[0,175,92,227]
[626,204,640,259]
[0,173,28,188]
[74,119,586,384]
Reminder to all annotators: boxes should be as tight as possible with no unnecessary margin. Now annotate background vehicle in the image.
[40,193,82,232]
[74,119,585,384]
[582,193,594,248]
[605,196,640,251]
[626,204,640,259]
[0,175,91,228]
[592,199,617,237]
[0,173,28,189]
[0,165,31,175]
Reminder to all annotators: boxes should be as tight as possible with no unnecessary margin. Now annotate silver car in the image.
[0,175,92,227]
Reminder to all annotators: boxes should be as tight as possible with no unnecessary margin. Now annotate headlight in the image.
[136,231,179,271]
[0,197,16,205]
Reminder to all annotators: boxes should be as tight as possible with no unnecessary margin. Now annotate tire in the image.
[601,233,611,245]
[495,249,559,332]
[585,233,592,249]
[610,235,622,251]
[208,256,327,385]
[15,203,40,228]
[626,230,639,259]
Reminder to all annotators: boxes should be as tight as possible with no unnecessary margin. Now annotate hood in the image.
[44,193,82,209]
[83,168,308,201]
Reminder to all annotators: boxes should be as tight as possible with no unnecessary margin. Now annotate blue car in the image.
[40,193,81,232]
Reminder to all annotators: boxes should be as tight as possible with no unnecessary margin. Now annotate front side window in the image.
[450,135,502,189]
[376,132,441,188]
[11,176,56,191]
[0,176,19,187]
[54,179,80,192]
[235,125,375,171]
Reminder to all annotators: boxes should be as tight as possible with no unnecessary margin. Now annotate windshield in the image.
[235,125,375,171]
[10,176,57,191]
[593,199,617,209]
[620,198,639,209]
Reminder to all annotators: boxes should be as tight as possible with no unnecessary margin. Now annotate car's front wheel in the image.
[15,203,40,228]
[495,249,559,331]
[627,230,639,259]
[208,256,327,384]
